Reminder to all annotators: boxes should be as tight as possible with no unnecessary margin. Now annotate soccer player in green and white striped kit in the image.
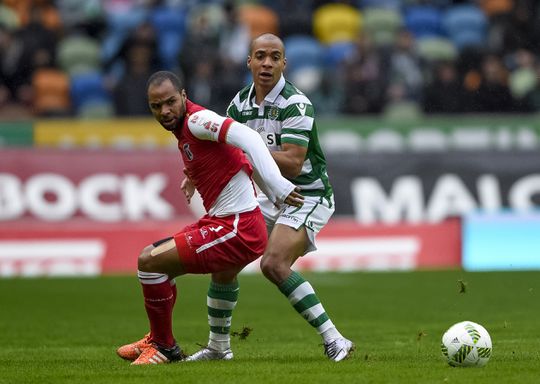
[186,33,354,362]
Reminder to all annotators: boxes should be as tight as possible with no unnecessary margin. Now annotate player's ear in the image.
[247,56,251,69]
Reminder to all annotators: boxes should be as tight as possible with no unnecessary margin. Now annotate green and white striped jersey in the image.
[227,76,333,199]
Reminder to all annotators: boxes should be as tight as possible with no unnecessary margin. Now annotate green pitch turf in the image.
[1,270,539,384]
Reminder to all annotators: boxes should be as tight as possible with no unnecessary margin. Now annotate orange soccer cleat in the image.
[131,343,184,365]
[116,333,152,361]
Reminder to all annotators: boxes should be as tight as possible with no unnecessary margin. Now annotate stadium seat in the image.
[284,35,324,72]
[238,4,279,39]
[0,4,20,29]
[289,66,323,95]
[479,0,513,17]
[323,41,355,68]
[357,0,401,10]
[361,7,402,46]
[32,68,71,116]
[101,8,148,65]
[404,5,444,38]
[2,0,29,25]
[283,35,324,94]
[186,3,225,36]
[416,36,458,62]
[57,34,101,76]
[443,4,488,50]
[70,71,112,114]
[313,3,362,45]
[78,100,114,119]
[149,6,187,70]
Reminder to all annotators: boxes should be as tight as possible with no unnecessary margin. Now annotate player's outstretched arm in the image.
[226,121,301,207]
[185,109,302,207]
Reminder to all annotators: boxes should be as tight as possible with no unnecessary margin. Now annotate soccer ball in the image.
[441,321,492,367]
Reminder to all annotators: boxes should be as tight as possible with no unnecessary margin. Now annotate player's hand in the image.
[284,187,304,207]
[180,171,195,204]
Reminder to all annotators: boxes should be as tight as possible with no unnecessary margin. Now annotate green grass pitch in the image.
[1,270,539,383]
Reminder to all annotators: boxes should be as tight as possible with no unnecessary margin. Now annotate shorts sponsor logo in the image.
[281,214,300,224]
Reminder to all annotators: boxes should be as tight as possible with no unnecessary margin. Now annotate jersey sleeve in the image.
[280,100,315,148]
[226,121,295,205]
[226,97,240,120]
[187,109,234,143]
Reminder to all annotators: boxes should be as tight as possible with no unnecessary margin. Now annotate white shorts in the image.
[257,194,335,254]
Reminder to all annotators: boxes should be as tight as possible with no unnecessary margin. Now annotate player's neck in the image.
[254,85,271,105]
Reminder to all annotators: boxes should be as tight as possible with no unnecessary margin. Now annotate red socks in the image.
[138,271,175,348]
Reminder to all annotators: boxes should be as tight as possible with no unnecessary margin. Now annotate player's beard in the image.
[161,118,177,131]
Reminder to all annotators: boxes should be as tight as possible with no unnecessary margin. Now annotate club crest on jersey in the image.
[182,143,193,161]
[268,106,279,120]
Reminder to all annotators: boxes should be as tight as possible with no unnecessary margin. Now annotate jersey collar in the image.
[248,75,285,107]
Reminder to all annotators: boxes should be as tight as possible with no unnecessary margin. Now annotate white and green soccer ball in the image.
[441,321,492,367]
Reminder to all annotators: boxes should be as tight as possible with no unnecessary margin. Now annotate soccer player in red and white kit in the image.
[116,71,303,365]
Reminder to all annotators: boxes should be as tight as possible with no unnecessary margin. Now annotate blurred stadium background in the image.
[1,0,540,277]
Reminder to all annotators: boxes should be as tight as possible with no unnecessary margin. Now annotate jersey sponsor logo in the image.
[296,103,306,116]
[268,106,279,120]
[242,109,253,116]
[182,143,193,161]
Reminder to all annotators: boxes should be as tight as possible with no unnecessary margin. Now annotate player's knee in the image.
[137,245,157,272]
[260,254,287,283]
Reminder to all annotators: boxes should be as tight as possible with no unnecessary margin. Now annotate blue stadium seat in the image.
[358,0,401,10]
[101,9,148,64]
[404,6,444,38]
[149,6,187,69]
[323,41,355,68]
[284,35,324,73]
[70,71,112,113]
[443,4,487,50]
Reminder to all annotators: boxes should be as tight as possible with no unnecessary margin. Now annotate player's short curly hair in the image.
[146,71,184,92]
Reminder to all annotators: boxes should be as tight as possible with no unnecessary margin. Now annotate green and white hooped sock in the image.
[207,280,239,352]
[279,271,343,343]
